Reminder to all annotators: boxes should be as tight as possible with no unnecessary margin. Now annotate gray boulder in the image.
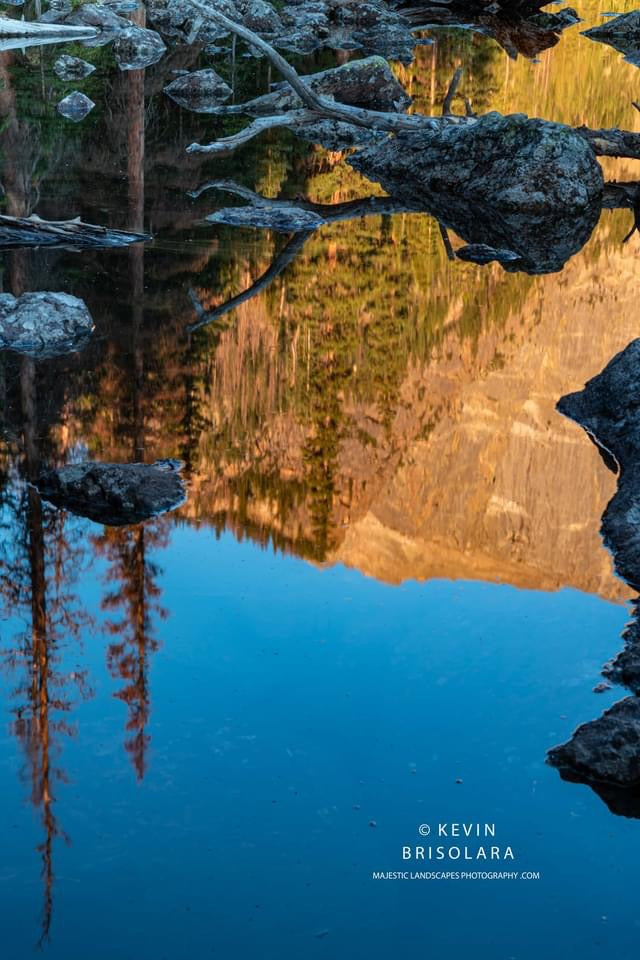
[164,69,232,112]
[242,0,282,33]
[57,90,95,121]
[0,292,94,358]
[113,23,166,70]
[53,54,96,80]
[37,460,186,526]
[350,113,604,215]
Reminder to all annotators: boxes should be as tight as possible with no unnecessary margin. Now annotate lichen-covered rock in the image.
[113,23,166,70]
[0,292,94,358]
[146,0,240,44]
[242,0,282,33]
[256,56,412,114]
[37,460,186,526]
[207,204,325,232]
[53,54,96,80]
[351,113,604,214]
[57,90,95,121]
[164,69,232,112]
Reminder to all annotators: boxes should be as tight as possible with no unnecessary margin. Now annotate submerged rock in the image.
[53,54,96,80]
[164,69,232,112]
[0,292,93,358]
[351,113,604,215]
[113,23,166,70]
[57,90,95,121]
[37,460,186,526]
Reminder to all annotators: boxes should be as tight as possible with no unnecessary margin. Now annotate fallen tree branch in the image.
[186,112,315,155]
[576,125,640,159]
[0,214,150,249]
[188,230,313,332]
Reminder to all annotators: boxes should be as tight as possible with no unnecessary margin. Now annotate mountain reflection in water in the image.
[2,0,640,956]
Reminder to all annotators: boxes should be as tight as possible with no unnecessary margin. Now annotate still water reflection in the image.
[1,0,640,956]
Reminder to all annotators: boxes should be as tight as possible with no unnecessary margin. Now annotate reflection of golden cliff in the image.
[331,220,639,598]
[181,209,639,601]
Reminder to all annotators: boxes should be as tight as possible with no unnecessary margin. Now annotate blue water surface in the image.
[0,523,636,959]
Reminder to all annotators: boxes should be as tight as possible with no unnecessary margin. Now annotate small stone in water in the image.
[368,820,377,828]
[593,681,612,693]
[57,91,95,122]
[53,55,96,81]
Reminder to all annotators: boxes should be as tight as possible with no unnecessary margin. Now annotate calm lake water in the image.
[1,1,640,956]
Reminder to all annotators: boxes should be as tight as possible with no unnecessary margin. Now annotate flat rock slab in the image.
[0,291,94,358]
[164,69,232,112]
[37,460,186,526]
[207,204,325,233]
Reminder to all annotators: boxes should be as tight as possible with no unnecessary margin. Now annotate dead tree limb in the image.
[188,230,313,332]
[0,214,149,249]
[575,126,640,159]
[442,67,463,116]
[187,112,315,155]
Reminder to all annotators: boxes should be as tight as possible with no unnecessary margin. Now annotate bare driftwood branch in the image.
[186,112,315,155]
[188,230,313,332]
[0,214,150,249]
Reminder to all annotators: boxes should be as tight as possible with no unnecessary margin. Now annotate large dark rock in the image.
[37,460,186,526]
[0,292,94,358]
[164,69,232,112]
[548,698,640,818]
[558,338,640,589]
[350,112,604,215]
[255,56,412,115]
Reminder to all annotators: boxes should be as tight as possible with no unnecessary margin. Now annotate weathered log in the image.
[575,125,640,160]
[0,14,97,38]
[0,214,150,249]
